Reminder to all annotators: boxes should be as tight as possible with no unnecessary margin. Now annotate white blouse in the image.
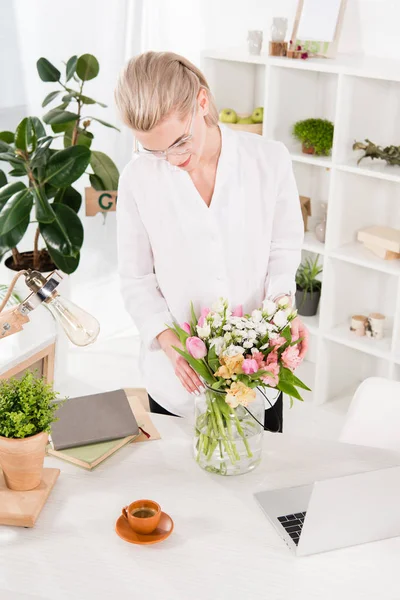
[116,124,304,417]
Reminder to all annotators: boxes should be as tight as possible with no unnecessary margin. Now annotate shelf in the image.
[330,243,400,276]
[303,232,326,255]
[337,156,400,183]
[290,151,332,168]
[324,323,392,360]
[300,314,319,335]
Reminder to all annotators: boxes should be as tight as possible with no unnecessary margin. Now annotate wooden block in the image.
[85,187,117,216]
[0,467,59,527]
[363,241,400,260]
[357,226,400,253]
[269,41,287,57]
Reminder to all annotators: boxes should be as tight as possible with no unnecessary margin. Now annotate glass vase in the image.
[193,387,264,476]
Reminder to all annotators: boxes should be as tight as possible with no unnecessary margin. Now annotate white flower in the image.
[232,319,245,330]
[269,331,279,340]
[224,332,232,343]
[251,309,263,323]
[255,322,268,336]
[277,295,290,309]
[262,299,277,316]
[247,329,257,341]
[260,343,269,350]
[232,329,243,338]
[212,298,227,314]
[212,314,223,328]
[196,322,211,339]
[210,336,225,356]
[243,341,254,349]
[223,345,245,357]
[288,309,298,320]
[245,321,256,329]
[273,309,289,328]
[223,323,232,331]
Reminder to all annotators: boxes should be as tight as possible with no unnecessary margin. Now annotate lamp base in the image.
[0,467,59,527]
[0,307,30,339]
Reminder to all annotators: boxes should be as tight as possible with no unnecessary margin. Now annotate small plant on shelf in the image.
[353,139,400,166]
[292,118,334,156]
[295,256,322,317]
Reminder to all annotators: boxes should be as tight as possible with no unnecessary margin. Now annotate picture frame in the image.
[291,0,348,58]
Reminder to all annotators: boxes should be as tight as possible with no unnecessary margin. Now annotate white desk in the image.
[2,415,400,600]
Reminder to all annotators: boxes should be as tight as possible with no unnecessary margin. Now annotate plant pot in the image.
[0,431,48,490]
[302,142,316,155]
[295,287,321,317]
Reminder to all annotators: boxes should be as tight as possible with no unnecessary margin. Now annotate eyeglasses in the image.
[135,102,196,160]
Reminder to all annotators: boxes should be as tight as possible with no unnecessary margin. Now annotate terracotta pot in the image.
[0,431,48,491]
[302,142,316,155]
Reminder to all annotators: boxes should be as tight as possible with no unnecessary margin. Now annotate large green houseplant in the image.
[0,371,64,490]
[0,53,120,274]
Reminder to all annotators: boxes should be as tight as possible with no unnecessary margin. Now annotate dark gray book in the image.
[50,389,139,451]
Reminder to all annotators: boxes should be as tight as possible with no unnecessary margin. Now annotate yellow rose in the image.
[225,381,256,408]
[214,354,244,379]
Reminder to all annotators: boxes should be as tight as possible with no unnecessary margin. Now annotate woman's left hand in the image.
[290,316,309,359]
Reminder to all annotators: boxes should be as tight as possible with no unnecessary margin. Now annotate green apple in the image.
[251,107,264,123]
[219,108,238,124]
[236,116,254,124]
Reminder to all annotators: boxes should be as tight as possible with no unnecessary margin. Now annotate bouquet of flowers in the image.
[169,297,310,476]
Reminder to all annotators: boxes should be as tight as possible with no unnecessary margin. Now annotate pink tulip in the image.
[281,345,302,371]
[198,315,205,327]
[201,307,210,318]
[232,305,243,317]
[198,307,210,328]
[182,322,191,334]
[242,358,259,375]
[261,361,280,387]
[186,336,207,359]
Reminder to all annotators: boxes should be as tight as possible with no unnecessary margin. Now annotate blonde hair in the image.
[114,51,219,132]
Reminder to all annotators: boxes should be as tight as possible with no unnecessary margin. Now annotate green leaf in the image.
[78,94,96,105]
[89,173,105,191]
[87,116,120,131]
[0,217,30,256]
[0,141,10,153]
[37,58,61,82]
[173,346,214,384]
[0,152,25,167]
[76,54,99,81]
[54,186,81,213]
[43,108,79,125]
[281,325,292,344]
[288,371,311,391]
[51,122,70,134]
[190,301,198,330]
[0,189,33,235]
[30,117,47,140]
[45,246,80,274]
[277,380,304,401]
[32,185,55,224]
[8,166,26,177]
[0,131,14,144]
[42,91,61,107]
[0,181,27,211]
[207,345,220,374]
[66,55,78,81]
[63,124,93,148]
[44,145,91,187]
[90,151,119,190]
[0,170,7,187]
[15,117,37,152]
[40,203,83,257]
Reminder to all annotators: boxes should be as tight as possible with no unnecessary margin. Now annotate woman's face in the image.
[133,89,209,172]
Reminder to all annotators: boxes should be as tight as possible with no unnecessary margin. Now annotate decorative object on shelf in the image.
[269,42,288,57]
[0,372,64,527]
[219,107,263,135]
[287,42,308,59]
[247,30,263,56]
[291,0,348,59]
[168,297,309,476]
[357,226,400,261]
[300,195,312,232]
[315,202,327,243]
[353,139,400,167]
[292,118,334,156]
[271,17,288,42]
[0,53,120,276]
[295,256,322,317]
[366,313,385,340]
[350,315,368,337]
[0,269,100,345]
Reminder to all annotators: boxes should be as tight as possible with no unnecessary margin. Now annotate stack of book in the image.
[357,226,400,261]
[47,389,155,470]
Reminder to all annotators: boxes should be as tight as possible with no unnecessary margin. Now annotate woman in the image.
[115,51,308,430]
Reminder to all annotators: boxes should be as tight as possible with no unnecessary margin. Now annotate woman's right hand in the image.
[157,330,204,395]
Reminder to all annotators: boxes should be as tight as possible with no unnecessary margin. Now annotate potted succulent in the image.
[295,256,322,317]
[293,118,334,156]
[0,53,120,276]
[0,371,64,491]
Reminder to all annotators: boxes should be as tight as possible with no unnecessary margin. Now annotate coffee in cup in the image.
[122,499,161,534]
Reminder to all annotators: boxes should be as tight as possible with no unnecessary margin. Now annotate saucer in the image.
[115,511,174,545]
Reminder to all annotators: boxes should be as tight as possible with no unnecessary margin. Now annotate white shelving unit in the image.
[202,49,400,405]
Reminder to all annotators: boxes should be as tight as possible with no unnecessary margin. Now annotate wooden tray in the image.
[0,467,60,527]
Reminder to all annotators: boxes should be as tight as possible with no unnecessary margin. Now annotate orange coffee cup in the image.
[121,499,161,535]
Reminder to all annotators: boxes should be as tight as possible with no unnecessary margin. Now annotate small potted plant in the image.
[295,256,322,317]
[0,371,64,491]
[293,118,334,156]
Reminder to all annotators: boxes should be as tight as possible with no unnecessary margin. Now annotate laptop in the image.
[254,465,400,556]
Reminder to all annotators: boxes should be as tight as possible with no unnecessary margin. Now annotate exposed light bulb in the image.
[44,292,100,346]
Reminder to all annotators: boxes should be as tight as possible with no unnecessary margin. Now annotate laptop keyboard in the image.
[277,512,307,546]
